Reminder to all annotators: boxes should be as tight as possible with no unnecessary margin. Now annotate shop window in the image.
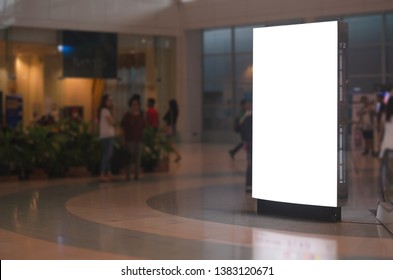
[348,46,382,75]
[349,77,382,93]
[203,55,232,82]
[203,105,232,130]
[234,26,254,53]
[386,13,393,44]
[344,14,383,45]
[235,54,252,84]
[387,46,393,75]
[203,28,232,55]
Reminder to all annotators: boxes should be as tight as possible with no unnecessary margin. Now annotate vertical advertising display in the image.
[252,21,348,221]
[5,94,23,128]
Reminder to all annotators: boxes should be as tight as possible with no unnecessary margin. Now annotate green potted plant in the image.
[0,127,18,178]
[141,127,171,172]
[65,120,101,176]
[13,126,34,180]
[26,121,69,178]
[0,125,34,180]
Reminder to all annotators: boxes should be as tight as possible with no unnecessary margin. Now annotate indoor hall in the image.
[1,0,393,261]
[0,143,392,260]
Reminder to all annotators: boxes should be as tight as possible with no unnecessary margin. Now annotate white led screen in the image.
[252,21,339,207]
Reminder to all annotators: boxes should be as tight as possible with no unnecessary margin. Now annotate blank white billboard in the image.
[252,21,338,207]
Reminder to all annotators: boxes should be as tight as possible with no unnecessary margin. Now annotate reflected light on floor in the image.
[252,229,337,259]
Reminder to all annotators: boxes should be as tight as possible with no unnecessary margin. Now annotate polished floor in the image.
[0,143,392,260]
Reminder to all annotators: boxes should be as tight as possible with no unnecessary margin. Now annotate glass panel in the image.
[348,77,382,93]
[316,16,343,22]
[348,46,382,75]
[235,54,253,84]
[203,105,233,130]
[234,26,254,53]
[387,46,393,74]
[11,43,60,126]
[203,55,232,82]
[386,13,393,43]
[266,19,303,27]
[114,34,150,119]
[344,15,382,45]
[203,28,232,54]
[154,36,177,117]
[203,82,224,95]
[387,75,393,88]
[235,83,252,101]
[111,34,176,123]
[203,80,228,106]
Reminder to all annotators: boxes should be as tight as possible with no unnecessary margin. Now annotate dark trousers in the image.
[230,141,244,155]
[124,141,142,178]
[100,137,114,174]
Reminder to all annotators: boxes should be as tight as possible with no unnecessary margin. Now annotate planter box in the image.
[29,169,48,180]
[153,158,169,172]
[0,175,18,183]
[66,166,91,178]
[141,157,169,173]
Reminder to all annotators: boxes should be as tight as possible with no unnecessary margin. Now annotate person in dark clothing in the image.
[239,107,252,192]
[229,99,251,160]
[131,93,144,116]
[120,97,145,180]
[163,99,181,163]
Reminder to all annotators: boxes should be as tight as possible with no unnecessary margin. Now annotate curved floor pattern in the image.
[146,184,383,238]
[0,143,393,259]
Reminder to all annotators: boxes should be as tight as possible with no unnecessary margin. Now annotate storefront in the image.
[0,27,176,128]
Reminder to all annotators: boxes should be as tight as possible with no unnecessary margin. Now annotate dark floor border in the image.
[146,184,388,238]
[257,199,341,222]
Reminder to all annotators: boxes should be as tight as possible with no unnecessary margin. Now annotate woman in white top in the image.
[379,96,393,159]
[98,94,115,182]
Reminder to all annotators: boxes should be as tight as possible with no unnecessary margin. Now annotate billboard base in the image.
[257,199,341,222]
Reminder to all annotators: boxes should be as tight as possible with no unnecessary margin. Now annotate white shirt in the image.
[99,108,115,139]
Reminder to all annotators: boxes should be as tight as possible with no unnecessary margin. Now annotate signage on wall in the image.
[5,94,23,128]
[61,30,118,79]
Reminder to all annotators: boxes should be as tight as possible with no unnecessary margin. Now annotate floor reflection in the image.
[0,143,392,259]
[376,202,393,235]
[252,229,337,259]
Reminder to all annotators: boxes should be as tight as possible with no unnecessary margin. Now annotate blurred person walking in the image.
[238,105,252,192]
[229,99,251,160]
[163,99,181,163]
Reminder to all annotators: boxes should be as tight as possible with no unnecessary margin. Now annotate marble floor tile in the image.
[0,143,392,260]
